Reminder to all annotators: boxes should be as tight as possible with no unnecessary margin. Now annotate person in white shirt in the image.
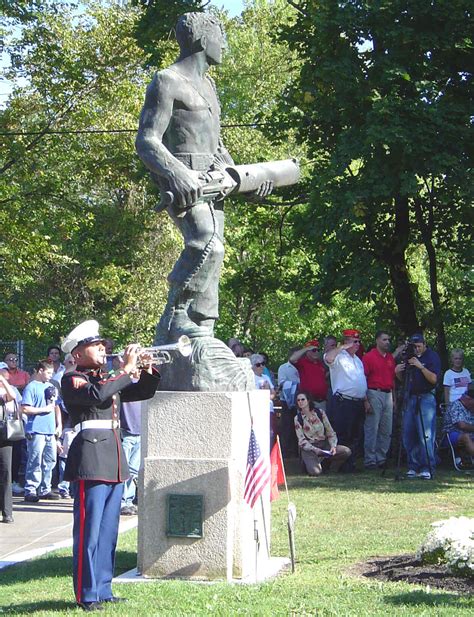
[251,354,275,404]
[47,345,66,385]
[443,349,471,406]
[277,348,300,457]
[323,329,369,472]
[251,354,275,443]
[278,348,300,387]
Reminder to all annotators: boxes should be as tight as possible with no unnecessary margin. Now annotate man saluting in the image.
[61,320,159,611]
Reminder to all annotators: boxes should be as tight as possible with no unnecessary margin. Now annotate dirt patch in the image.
[351,554,473,595]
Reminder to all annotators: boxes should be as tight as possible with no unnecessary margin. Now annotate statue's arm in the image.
[135,72,202,208]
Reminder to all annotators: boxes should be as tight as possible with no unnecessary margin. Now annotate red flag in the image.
[270,441,285,501]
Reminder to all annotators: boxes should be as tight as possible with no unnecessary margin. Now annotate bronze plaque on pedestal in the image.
[167,494,203,538]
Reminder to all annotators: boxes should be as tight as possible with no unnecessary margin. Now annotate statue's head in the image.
[176,12,225,63]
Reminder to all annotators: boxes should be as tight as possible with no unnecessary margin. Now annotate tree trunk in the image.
[413,197,448,369]
[387,258,419,336]
[386,195,419,335]
[425,238,448,370]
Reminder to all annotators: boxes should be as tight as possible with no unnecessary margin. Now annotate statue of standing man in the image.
[136,13,298,390]
[137,13,248,343]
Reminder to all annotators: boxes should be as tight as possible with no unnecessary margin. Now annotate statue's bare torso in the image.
[161,68,221,155]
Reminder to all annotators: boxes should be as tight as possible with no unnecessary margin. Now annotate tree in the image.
[212,1,313,358]
[131,0,205,67]
[275,0,472,362]
[0,1,181,352]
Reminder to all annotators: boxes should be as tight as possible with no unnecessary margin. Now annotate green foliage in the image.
[0,1,181,353]
[214,1,314,360]
[131,0,205,67]
[274,0,473,351]
[1,0,472,367]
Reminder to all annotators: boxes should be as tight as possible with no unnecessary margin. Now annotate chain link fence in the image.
[0,340,53,373]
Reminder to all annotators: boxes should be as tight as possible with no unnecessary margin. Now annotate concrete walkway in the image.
[0,495,137,571]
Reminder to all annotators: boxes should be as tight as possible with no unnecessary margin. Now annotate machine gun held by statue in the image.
[155,158,300,216]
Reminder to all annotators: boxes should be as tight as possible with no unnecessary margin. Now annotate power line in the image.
[0,122,273,137]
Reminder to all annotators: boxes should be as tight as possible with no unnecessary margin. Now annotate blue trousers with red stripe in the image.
[72,480,123,604]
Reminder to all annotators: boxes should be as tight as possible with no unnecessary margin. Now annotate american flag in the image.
[244,428,270,508]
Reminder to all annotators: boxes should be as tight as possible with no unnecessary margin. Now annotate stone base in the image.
[114,557,291,585]
[157,336,254,391]
[137,390,272,581]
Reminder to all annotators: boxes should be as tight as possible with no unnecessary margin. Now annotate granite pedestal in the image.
[137,390,272,582]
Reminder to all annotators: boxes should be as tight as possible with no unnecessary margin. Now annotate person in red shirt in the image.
[4,352,30,392]
[290,339,328,409]
[362,330,396,469]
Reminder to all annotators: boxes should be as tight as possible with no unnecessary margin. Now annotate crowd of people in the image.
[0,324,472,611]
[0,338,146,525]
[229,330,473,479]
[1,329,473,529]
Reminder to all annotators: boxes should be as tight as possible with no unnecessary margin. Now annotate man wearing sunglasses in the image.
[3,353,30,392]
[250,354,276,441]
[324,329,369,472]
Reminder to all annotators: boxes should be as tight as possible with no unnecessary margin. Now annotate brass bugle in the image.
[108,336,192,367]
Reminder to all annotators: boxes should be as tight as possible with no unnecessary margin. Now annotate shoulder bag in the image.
[0,398,26,442]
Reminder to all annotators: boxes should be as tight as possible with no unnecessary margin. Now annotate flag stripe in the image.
[244,467,267,501]
[244,428,270,508]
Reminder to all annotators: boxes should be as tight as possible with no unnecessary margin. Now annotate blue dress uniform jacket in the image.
[62,368,159,483]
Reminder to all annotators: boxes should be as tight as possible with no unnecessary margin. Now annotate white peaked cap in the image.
[61,320,105,354]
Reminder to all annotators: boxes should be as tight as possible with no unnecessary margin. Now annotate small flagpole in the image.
[276,435,290,505]
[276,435,296,573]
[247,392,259,582]
[259,493,270,559]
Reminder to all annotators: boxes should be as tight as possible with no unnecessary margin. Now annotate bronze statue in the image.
[136,12,299,391]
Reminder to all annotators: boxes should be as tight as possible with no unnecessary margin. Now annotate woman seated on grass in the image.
[295,391,351,476]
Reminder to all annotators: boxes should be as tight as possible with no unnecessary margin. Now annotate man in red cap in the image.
[343,329,365,359]
[289,339,328,409]
[324,330,369,471]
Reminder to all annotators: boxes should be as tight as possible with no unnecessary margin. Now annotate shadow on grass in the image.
[0,600,74,614]
[115,547,139,574]
[0,555,72,586]
[384,590,471,608]
[0,549,137,586]
[286,470,472,494]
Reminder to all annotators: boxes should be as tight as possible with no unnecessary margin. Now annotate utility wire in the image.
[0,122,273,137]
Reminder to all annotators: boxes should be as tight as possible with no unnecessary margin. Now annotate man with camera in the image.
[395,333,441,480]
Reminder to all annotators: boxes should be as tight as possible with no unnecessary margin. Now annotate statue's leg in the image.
[187,207,225,336]
[155,203,219,343]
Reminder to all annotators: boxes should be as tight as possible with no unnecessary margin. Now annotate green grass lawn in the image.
[0,469,472,615]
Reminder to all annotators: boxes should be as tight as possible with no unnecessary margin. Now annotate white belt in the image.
[74,420,120,433]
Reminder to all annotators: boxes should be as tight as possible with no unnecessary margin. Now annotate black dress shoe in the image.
[102,597,127,603]
[77,601,104,611]
[2,516,14,523]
